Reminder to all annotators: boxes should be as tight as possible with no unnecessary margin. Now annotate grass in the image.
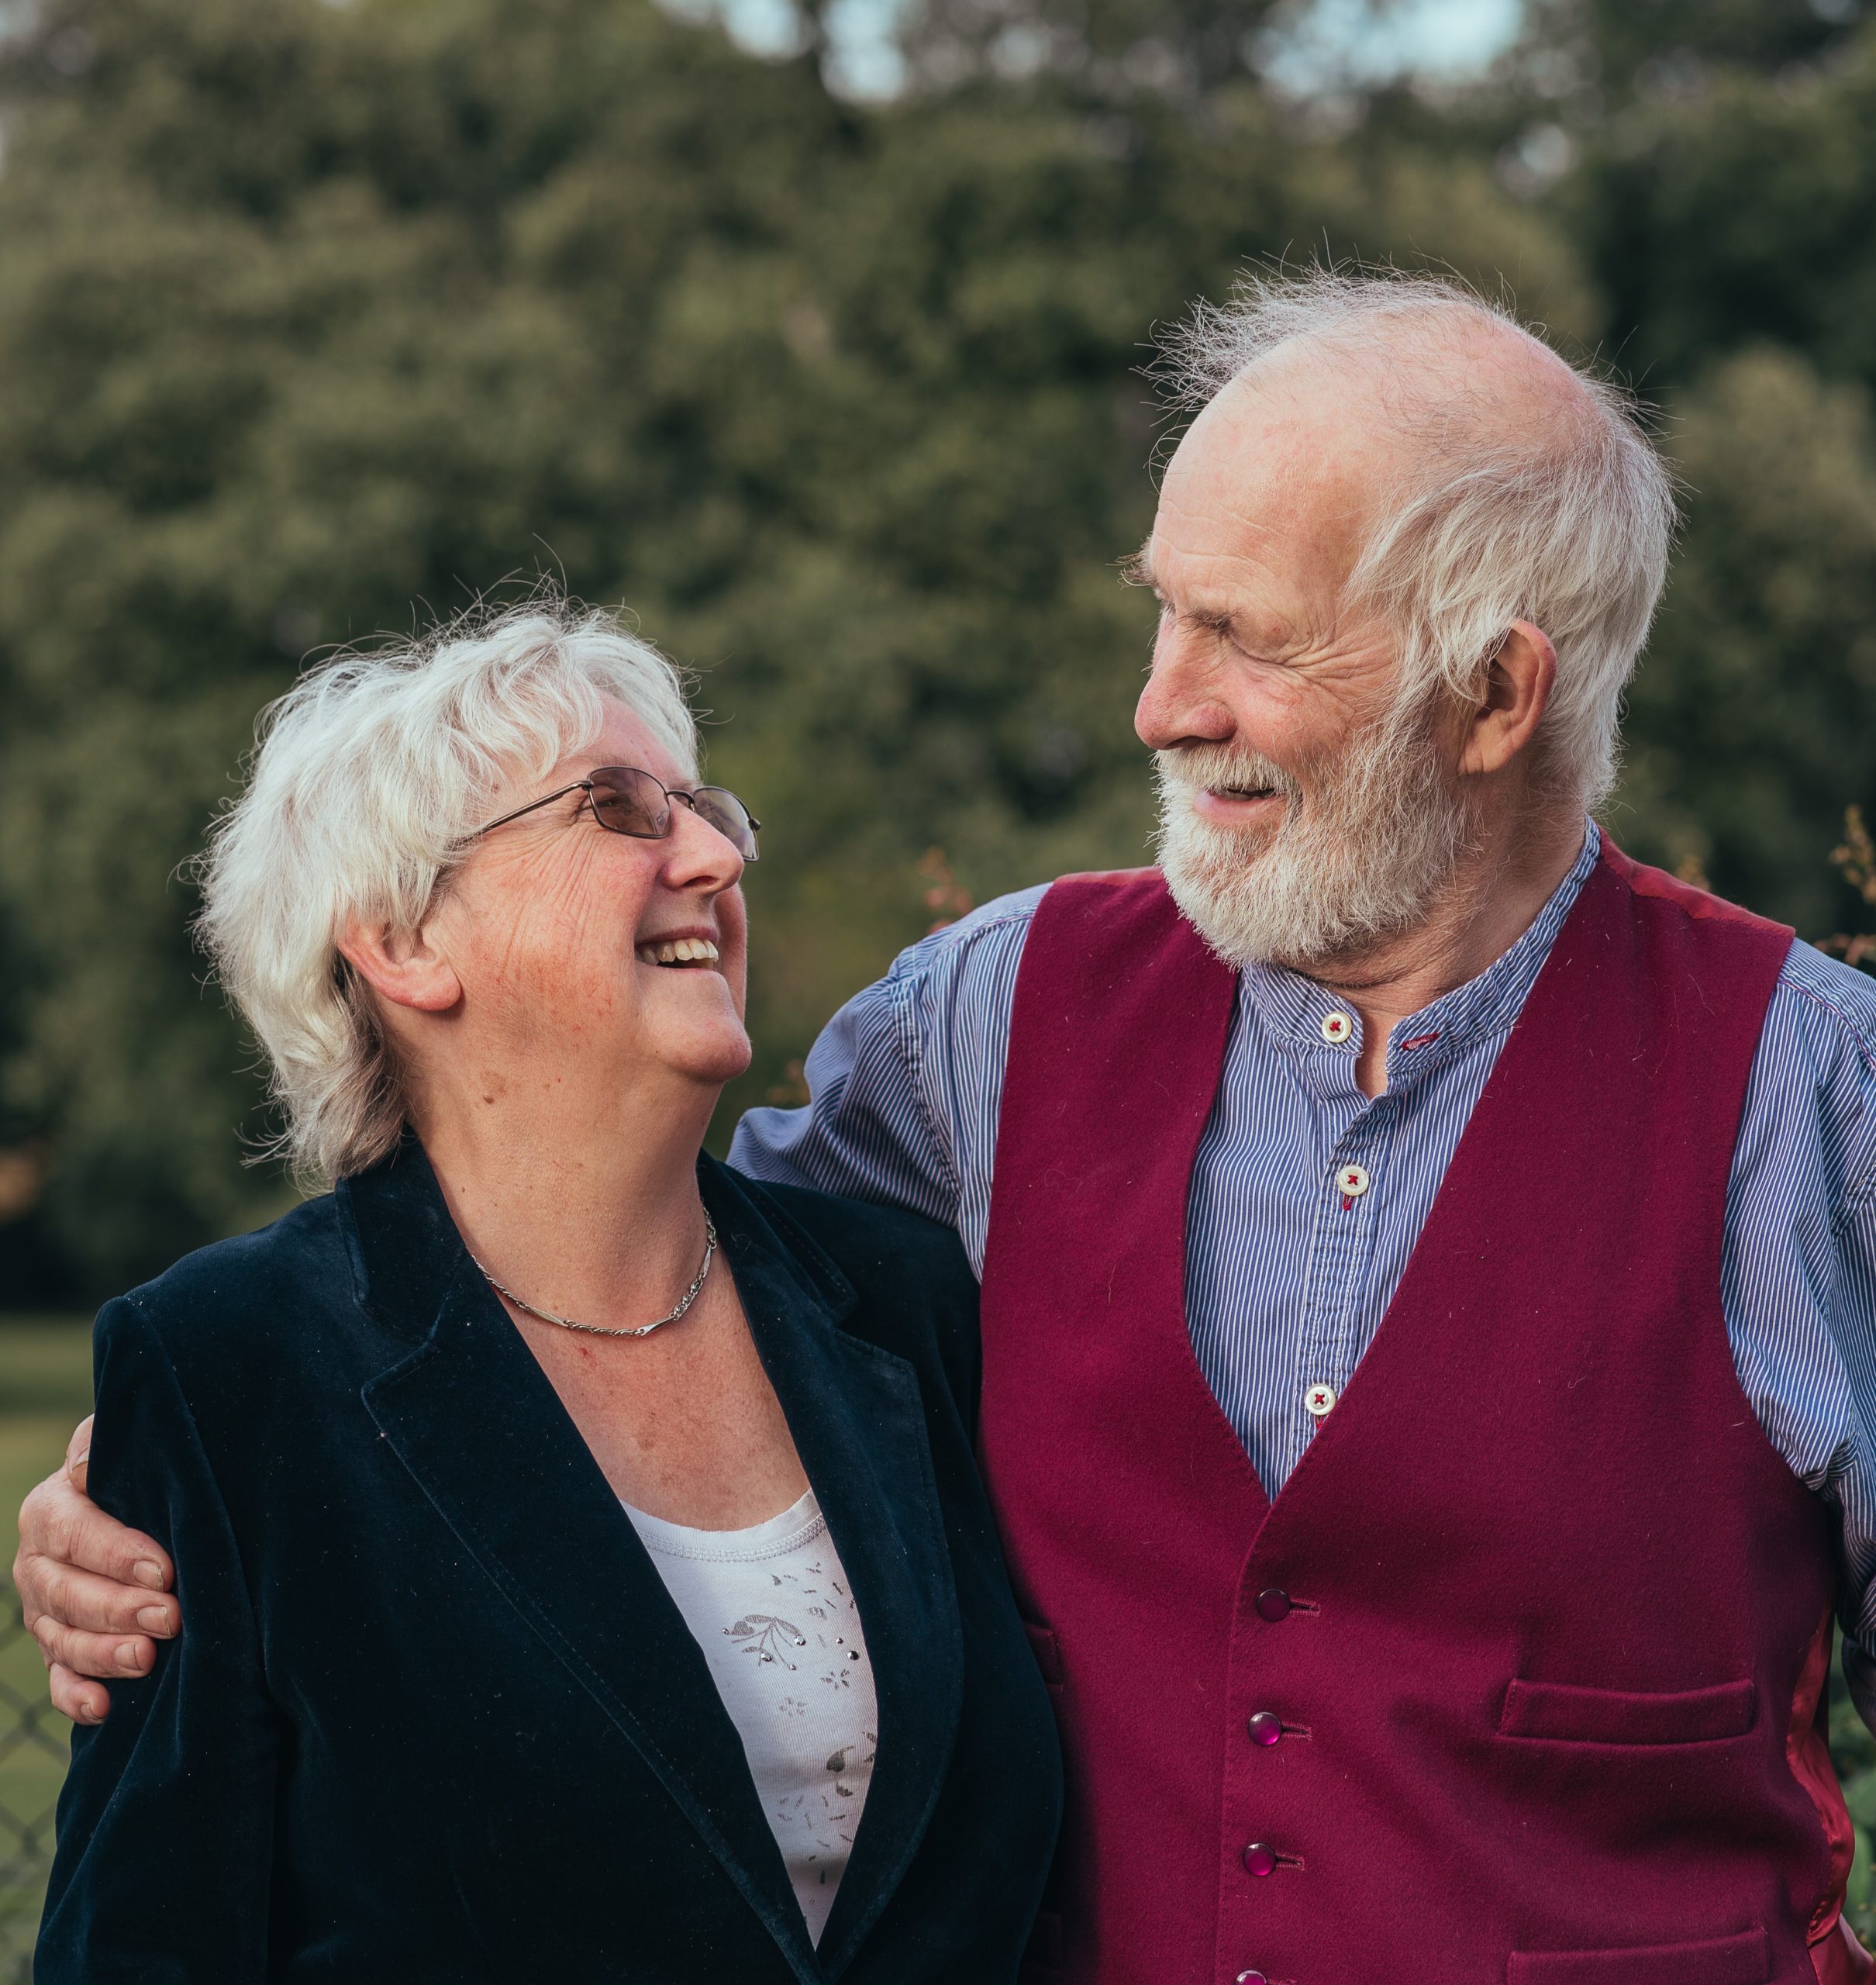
[0,1318,91,1984]
[0,1320,95,1421]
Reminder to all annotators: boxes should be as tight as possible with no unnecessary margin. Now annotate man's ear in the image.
[335,913,463,1015]
[1460,620,1557,778]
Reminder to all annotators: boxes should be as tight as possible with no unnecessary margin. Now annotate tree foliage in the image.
[0,0,1870,1295]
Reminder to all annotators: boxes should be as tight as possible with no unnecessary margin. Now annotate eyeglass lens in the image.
[588,768,758,861]
[588,767,670,839]
[688,787,760,860]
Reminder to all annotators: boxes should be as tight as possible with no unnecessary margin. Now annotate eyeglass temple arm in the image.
[472,779,594,838]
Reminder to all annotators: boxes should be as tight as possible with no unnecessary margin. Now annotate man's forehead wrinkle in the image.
[1154,546,1320,658]
[1175,410,1381,544]
[1156,343,1487,658]
[1157,473,1371,654]
[1156,476,1307,582]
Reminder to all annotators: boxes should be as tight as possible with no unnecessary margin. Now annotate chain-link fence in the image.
[0,1583,64,1983]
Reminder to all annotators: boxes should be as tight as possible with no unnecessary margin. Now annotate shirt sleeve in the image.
[1723,943,1876,1733]
[729,886,1044,1269]
[1829,1118,1876,1727]
[36,1298,281,1984]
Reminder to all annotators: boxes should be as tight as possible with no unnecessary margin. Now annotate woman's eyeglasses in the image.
[472,766,760,861]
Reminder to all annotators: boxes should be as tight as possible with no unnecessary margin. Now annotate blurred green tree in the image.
[1515,10,1876,929]
[1514,0,1864,106]
[1618,349,1876,934]
[0,0,1865,1296]
[0,0,851,1286]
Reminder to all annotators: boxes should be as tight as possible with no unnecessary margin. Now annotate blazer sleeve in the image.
[35,1296,281,1984]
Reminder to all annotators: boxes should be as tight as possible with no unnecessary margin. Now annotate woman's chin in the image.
[658,1019,754,1088]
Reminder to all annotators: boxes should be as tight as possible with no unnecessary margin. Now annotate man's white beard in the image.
[1154,703,1477,973]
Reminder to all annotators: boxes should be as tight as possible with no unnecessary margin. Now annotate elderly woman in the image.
[32,602,1060,1983]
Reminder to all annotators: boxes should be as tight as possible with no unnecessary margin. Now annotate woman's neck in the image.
[409,1062,724,1332]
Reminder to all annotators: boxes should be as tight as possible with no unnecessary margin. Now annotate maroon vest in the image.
[978,844,1867,1985]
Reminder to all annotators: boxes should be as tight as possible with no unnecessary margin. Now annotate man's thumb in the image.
[65,1412,95,1493]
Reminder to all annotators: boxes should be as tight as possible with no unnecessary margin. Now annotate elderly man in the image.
[20,270,1876,1985]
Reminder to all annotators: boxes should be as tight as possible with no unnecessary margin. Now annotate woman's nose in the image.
[662,796,746,890]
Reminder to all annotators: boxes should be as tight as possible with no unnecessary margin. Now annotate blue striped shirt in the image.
[731,824,1876,1712]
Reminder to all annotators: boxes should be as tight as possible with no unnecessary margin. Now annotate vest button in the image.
[1247,1711,1283,1746]
[1236,1973,1270,1983]
[1255,1587,1292,1622]
[1243,1842,1279,1876]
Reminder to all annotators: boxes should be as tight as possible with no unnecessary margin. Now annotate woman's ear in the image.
[336,913,463,1015]
[1460,620,1557,778]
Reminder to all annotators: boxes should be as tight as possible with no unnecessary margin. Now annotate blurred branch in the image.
[1819,806,1876,973]
[765,1058,812,1107]
[918,847,974,933]
[0,1144,45,1224]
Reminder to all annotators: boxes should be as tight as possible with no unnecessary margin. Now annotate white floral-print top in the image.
[622,1488,878,1946]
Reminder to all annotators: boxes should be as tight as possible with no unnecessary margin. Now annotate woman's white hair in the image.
[1157,267,1679,810]
[195,597,699,1189]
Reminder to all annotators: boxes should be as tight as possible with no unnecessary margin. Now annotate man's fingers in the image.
[12,1412,174,1731]
[19,1556,178,1640]
[29,1611,155,1682]
[13,1414,159,1728]
[47,1662,112,1727]
[19,1462,173,1593]
[64,1413,93,1493]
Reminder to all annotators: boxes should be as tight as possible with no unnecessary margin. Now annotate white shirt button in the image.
[1304,1383,1337,1418]
[1319,1010,1353,1044]
[1336,1162,1371,1198]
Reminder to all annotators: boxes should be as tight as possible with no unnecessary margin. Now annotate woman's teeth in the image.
[636,937,720,967]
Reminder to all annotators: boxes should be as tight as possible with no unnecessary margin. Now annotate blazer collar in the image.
[339,1140,964,1981]
[702,1166,966,1977]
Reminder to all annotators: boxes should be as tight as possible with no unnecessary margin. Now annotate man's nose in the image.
[1135,621,1237,752]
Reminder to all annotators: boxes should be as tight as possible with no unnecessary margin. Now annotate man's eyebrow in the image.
[1118,545,1264,644]
[1116,543,1157,592]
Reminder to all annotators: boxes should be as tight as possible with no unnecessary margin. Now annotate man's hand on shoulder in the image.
[13,1414,181,1724]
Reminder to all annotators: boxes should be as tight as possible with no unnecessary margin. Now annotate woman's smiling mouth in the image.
[636,937,721,968]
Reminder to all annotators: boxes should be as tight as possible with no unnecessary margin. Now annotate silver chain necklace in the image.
[471,1217,718,1339]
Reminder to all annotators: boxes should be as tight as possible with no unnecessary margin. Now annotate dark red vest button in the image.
[1255,1587,1292,1621]
[1242,1842,1278,1876]
[1247,1711,1283,1746]
[1236,1973,1269,1984]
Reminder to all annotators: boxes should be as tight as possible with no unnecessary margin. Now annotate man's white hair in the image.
[195,598,699,1189]
[1158,266,1679,810]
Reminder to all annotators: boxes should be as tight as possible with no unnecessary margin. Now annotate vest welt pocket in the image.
[1507,1927,1767,1984]
[1498,1677,1756,1745]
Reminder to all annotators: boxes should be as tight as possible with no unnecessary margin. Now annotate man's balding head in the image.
[1135,269,1676,973]
[1149,269,1676,810]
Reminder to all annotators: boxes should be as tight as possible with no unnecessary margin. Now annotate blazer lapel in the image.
[343,1145,820,1982]
[340,1142,966,1981]
[700,1165,966,1980]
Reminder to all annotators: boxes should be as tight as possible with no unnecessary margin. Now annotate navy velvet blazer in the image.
[37,1143,1062,1983]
